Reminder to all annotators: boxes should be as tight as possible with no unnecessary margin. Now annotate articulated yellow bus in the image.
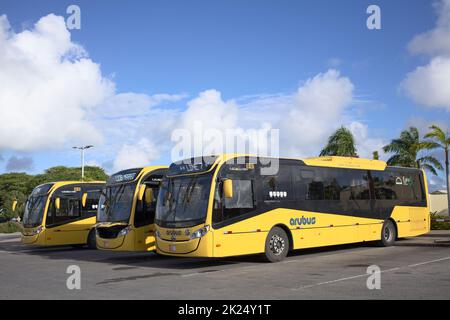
[22,181,105,248]
[155,155,430,262]
[96,166,168,252]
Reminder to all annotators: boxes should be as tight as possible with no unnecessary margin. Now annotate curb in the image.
[396,238,450,248]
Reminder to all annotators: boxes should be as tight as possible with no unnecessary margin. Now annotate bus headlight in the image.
[33,226,43,235]
[118,226,131,238]
[190,225,210,240]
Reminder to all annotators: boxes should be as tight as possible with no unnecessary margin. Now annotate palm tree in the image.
[424,125,450,212]
[382,127,442,175]
[320,127,358,157]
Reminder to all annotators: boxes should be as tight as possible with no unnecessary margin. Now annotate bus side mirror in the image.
[138,184,146,201]
[144,188,154,204]
[55,197,61,210]
[223,179,233,199]
[12,200,17,212]
[81,193,88,208]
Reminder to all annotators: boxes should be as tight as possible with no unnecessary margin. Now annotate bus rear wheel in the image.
[378,220,396,247]
[264,227,289,262]
[87,229,97,249]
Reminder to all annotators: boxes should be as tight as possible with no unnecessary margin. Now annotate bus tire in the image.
[87,229,97,249]
[264,227,289,262]
[378,220,396,247]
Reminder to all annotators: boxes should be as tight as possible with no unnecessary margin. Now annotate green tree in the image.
[0,173,33,219]
[423,125,450,212]
[30,166,108,186]
[373,151,379,160]
[320,126,358,157]
[382,127,442,175]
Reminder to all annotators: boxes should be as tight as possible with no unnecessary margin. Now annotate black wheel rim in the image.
[269,234,285,255]
[384,225,392,242]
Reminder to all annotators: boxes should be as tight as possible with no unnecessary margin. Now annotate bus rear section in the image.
[155,155,430,262]
[96,166,167,252]
[22,181,105,248]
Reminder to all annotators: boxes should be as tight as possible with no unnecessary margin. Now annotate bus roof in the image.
[168,154,429,174]
[29,181,105,196]
[303,156,387,171]
[107,166,168,184]
[196,154,389,171]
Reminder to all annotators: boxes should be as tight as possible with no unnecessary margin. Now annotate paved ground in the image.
[1,232,450,299]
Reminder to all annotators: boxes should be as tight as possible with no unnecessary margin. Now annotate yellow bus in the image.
[96,166,168,252]
[22,181,105,248]
[155,155,430,262]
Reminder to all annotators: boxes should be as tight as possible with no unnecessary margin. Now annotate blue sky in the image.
[0,0,449,190]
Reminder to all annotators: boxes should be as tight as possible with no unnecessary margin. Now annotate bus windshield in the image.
[155,174,212,228]
[23,195,48,228]
[97,183,137,223]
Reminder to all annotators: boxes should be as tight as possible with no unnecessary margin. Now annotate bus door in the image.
[134,174,164,251]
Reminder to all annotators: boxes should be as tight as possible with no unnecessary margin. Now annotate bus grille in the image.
[96,225,127,239]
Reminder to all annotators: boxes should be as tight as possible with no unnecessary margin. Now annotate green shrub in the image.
[431,213,450,230]
[0,221,23,233]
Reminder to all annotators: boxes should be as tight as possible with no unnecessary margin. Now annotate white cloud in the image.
[348,121,387,159]
[113,138,160,171]
[401,56,450,110]
[408,0,450,56]
[0,13,186,172]
[402,0,450,111]
[280,69,354,157]
[0,14,114,151]
[110,70,359,167]
[180,89,238,132]
[166,70,359,161]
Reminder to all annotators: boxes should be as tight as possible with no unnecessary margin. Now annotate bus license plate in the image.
[103,240,109,248]
[169,245,176,252]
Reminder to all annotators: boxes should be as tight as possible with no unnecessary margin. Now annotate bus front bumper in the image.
[156,237,202,255]
[21,228,46,245]
[96,233,131,251]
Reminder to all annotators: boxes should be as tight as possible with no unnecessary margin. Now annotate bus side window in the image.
[372,172,398,200]
[303,169,324,200]
[82,191,100,218]
[219,180,255,222]
[224,180,254,209]
[52,197,80,225]
[261,165,294,201]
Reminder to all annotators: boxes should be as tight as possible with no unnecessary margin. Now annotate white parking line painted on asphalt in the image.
[291,255,450,291]
[407,256,450,267]
[292,267,400,290]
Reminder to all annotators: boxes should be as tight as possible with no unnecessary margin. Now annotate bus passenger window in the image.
[82,191,100,218]
[224,180,254,209]
[49,198,81,226]
[261,166,294,201]
[349,174,370,200]
[214,180,255,223]
[372,172,398,200]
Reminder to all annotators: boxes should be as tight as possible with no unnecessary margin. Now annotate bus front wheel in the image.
[87,229,97,249]
[378,220,396,247]
[264,227,289,262]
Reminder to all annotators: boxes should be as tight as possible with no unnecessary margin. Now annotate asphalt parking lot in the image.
[1,233,450,299]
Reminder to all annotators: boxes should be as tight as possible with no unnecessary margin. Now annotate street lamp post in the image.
[73,145,93,181]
